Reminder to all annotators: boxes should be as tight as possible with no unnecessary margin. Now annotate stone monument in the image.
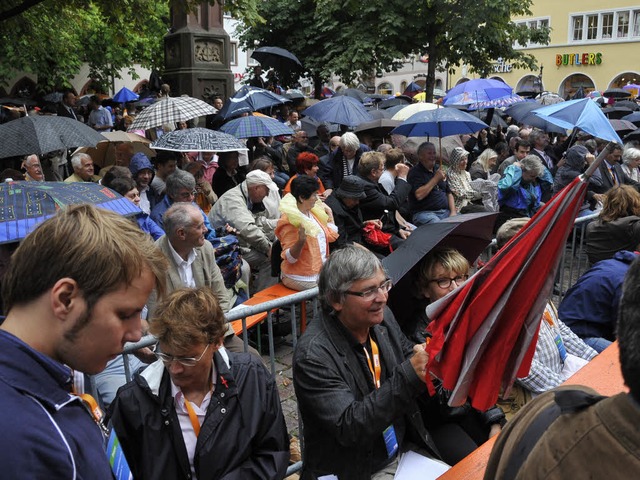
[163,2,234,101]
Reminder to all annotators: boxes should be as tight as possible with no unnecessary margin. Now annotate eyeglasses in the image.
[345,278,392,301]
[176,190,197,200]
[430,275,469,289]
[155,343,210,367]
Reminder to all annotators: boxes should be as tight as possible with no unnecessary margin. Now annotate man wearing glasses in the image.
[293,246,445,480]
[111,287,289,480]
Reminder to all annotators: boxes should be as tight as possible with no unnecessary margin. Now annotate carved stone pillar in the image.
[163,2,234,101]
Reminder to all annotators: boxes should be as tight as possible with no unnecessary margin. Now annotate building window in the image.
[617,11,630,37]
[602,13,614,38]
[572,16,584,41]
[247,49,259,66]
[634,10,640,36]
[587,15,598,40]
[230,43,238,66]
[514,17,550,48]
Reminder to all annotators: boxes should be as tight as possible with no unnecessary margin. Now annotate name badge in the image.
[107,429,133,480]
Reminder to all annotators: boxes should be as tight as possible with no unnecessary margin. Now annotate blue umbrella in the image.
[504,102,567,134]
[532,98,623,144]
[0,181,141,244]
[622,111,640,127]
[112,87,139,103]
[217,86,290,120]
[391,106,488,138]
[220,114,294,139]
[444,79,513,106]
[302,96,373,127]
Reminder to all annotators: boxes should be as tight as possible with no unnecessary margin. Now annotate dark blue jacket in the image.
[558,250,638,340]
[0,330,112,479]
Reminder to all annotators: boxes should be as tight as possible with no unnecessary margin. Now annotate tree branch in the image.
[0,0,47,22]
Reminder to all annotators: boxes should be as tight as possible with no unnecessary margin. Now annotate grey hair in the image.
[70,153,91,170]
[622,147,640,166]
[339,132,360,151]
[528,129,545,146]
[24,154,39,167]
[417,141,435,157]
[318,245,384,312]
[520,155,544,177]
[164,203,200,238]
[166,169,196,199]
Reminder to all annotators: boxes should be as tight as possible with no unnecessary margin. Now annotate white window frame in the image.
[569,8,640,43]
[514,17,551,48]
[229,42,238,66]
[246,49,259,66]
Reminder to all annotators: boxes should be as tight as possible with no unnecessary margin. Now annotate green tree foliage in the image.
[0,0,263,94]
[237,0,549,100]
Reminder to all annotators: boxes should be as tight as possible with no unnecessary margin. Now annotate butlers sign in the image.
[556,52,603,66]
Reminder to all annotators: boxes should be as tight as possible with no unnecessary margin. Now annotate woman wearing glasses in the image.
[110,287,290,480]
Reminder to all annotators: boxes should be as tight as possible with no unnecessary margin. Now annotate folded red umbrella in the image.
[425,164,597,410]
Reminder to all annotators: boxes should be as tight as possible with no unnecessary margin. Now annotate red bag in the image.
[362,223,393,251]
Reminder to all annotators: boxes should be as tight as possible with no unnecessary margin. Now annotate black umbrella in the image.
[504,102,567,133]
[0,115,104,159]
[250,46,302,70]
[601,106,633,120]
[0,97,38,107]
[603,88,632,99]
[379,96,413,109]
[366,109,391,120]
[334,88,368,103]
[624,128,640,142]
[614,99,639,111]
[609,119,638,136]
[354,118,402,136]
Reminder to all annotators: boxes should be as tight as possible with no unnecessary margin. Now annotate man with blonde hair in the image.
[0,205,167,478]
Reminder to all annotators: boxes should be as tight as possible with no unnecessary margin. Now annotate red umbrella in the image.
[424,149,609,411]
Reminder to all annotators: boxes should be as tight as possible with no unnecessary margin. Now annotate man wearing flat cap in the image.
[209,170,280,292]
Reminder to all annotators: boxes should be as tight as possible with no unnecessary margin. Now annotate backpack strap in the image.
[502,389,606,480]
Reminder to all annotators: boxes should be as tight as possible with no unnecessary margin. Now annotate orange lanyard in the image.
[183,399,201,437]
[543,309,554,327]
[70,377,109,437]
[363,336,381,389]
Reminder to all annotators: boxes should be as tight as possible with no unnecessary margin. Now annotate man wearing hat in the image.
[324,175,381,249]
[209,170,280,292]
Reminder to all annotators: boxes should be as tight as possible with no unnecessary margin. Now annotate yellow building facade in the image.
[449,1,640,97]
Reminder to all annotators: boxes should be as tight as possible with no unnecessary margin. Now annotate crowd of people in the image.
[0,83,639,479]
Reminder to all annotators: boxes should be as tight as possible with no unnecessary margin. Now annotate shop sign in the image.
[556,53,602,66]
[493,58,513,73]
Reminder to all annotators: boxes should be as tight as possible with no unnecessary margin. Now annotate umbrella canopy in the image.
[0,115,104,159]
[613,99,639,111]
[443,79,513,106]
[334,88,369,103]
[76,131,155,167]
[302,96,373,127]
[622,83,640,91]
[403,82,424,96]
[603,88,632,99]
[0,181,141,244]
[601,106,634,120]
[466,93,526,110]
[532,98,623,143]
[216,86,289,120]
[609,119,637,136]
[354,118,402,136]
[392,107,488,138]
[129,96,217,131]
[112,87,139,103]
[425,171,594,411]
[391,102,439,121]
[536,92,564,105]
[151,127,247,153]
[43,92,63,103]
[386,95,416,107]
[220,114,294,139]
[623,128,640,142]
[250,46,302,70]
[622,111,640,127]
[504,102,567,134]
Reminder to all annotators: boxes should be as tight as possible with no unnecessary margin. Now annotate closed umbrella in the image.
[220,114,294,139]
[128,96,217,131]
[112,87,139,103]
[217,86,290,120]
[151,127,247,153]
[302,96,373,127]
[532,98,623,144]
[0,115,104,159]
[0,181,141,244]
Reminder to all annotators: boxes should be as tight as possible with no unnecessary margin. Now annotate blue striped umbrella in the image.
[220,115,294,138]
[0,181,141,244]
